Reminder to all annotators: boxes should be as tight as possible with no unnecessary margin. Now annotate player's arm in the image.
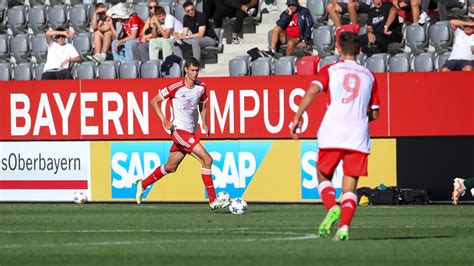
[199,101,210,136]
[290,82,321,139]
[368,109,379,121]
[150,93,173,130]
[368,77,380,122]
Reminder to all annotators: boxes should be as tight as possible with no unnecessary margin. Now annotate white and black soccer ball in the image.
[73,191,87,204]
[216,191,230,203]
[229,198,248,215]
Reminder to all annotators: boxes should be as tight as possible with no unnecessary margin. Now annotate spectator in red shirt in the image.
[107,3,145,63]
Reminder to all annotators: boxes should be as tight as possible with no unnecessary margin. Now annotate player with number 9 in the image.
[290,31,380,241]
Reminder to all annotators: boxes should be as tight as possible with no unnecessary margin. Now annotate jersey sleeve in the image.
[311,65,330,92]
[159,85,176,100]
[199,84,209,103]
[129,16,142,31]
[369,77,380,110]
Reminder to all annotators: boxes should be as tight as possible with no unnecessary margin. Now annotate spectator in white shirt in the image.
[42,28,81,80]
[149,5,184,60]
[442,18,474,72]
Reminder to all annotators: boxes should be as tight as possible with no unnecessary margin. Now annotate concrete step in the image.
[222,43,269,54]
[202,63,229,77]
[256,23,275,34]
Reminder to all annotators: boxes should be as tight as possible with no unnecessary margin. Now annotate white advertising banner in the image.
[0,141,91,201]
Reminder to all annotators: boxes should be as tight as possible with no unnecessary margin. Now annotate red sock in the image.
[339,192,358,228]
[142,165,168,189]
[318,181,337,211]
[201,168,216,202]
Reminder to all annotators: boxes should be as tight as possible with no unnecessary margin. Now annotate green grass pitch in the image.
[1,204,473,265]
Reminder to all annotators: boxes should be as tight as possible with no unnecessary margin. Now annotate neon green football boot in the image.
[318,206,341,238]
[333,225,350,241]
[209,199,230,210]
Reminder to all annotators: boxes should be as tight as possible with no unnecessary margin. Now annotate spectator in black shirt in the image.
[358,0,402,56]
[173,1,217,62]
[212,0,258,44]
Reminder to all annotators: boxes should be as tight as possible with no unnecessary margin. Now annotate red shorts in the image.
[170,129,200,154]
[317,148,368,177]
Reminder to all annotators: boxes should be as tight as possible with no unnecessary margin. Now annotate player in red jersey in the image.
[290,31,380,240]
[135,57,229,210]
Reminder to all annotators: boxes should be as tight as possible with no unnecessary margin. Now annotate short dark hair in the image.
[338,31,360,56]
[94,3,105,10]
[183,1,194,9]
[185,57,200,69]
[156,5,166,15]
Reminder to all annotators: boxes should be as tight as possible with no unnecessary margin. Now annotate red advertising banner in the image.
[0,72,472,141]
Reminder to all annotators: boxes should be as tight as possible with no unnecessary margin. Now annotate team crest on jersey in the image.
[188,137,195,144]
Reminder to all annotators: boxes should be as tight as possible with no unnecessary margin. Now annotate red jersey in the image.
[123,15,145,38]
[285,13,301,39]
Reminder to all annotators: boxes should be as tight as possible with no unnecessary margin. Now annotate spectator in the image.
[358,0,402,56]
[132,0,160,62]
[173,1,217,62]
[441,18,474,72]
[326,0,371,27]
[149,6,183,60]
[88,3,114,64]
[269,0,313,56]
[392,0,432,24]
[107,3,145,63]
[212,0,258,44]
[42,28,81,80]
[437,0,464,21]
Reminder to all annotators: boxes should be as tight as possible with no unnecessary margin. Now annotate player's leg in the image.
[452,176,474,205]
[135,150,186,204]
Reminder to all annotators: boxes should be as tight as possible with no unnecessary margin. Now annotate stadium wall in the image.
[0,72,472,202]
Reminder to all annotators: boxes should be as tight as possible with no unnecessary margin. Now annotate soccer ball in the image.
[229,198,248,215]
[73,191,87,204]
[216,191,230,203]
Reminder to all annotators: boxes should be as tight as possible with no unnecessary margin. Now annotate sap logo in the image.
[205,141,272,198]
[300,141,342,199]
[111,142,171,198]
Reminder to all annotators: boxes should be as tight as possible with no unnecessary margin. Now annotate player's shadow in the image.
[350,235,451,241]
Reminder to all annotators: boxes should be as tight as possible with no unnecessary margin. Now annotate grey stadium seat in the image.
[158,1,173,14]
[319,54,340,69]
[389,53,412,72]
[251,59,272,76]
[235,54,251,73]
[406,23,429,55]
[274,56,296,75]
[140,59,161,78]
[162,62,181,78]
[119,60,140,79]
[7,5,28,35]
[0,62,11,80]
[0,0,7,33]
[229,57,248,76]
[307,0,328,27]
[436,51,451,71]
[203,28,224,64]
[0,33,10,61]
[10,34,31,63]
[429,21,452,53]
[27,5,48,34]
[365,56,387,73]
[174,3,185,23]
[313,25,335,57]
[413,52,435,72]
[356,53,367,65]
[34,62,45,80]
[72,32,93,60]
[69,4,90,33]
[133,2,149,21]
[31,34,48,63]
[47,5,69,29]
[13,62,33,80]
[97,60,119,79]
[75,61,97,79]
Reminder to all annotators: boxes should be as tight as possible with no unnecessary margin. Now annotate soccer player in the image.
[290,31,380,241]
[135,57,229,210]
[452,177,474,205]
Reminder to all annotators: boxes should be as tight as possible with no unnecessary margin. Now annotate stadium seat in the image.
[133,2,149,21]
[119,60,140,79]
[162,62,181,78]
[429,21,452,53]
[365,56,386,73]
[413,52,435,72]
[307,0,328,27]
[387,23,407,54]
[69,4,90,33]
[202,28,224,64]
[13,62,33,80]
[318,54,340,70]
[356,53,367,65]
[313,25,335,57]
[296,56,320,75]
[34,62,45,80]
[31,34,48,63]
[174,3,185,22]
[389,53,412,72]
[158,1,173,15]
[10,34,31,63]
[27,5,48,34]
[358,25,367,36]
[47,5,69,30]
[97,60,119,79]
[140,60,161,78]
[274,56,297,75]
[0,0,7,33]
[436,51,451,71]
[75,61,97,79]
[7,5,28,35]
[0,33,10,61]
[234,54,251,73]
[251,59,272,76]
[406,23,429,55]
[0,62,11,80]
[229,57,248,76]
[72,32,93,60]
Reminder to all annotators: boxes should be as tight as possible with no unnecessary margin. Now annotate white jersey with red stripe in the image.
[159,80,208,133]
[312,60,380,153]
